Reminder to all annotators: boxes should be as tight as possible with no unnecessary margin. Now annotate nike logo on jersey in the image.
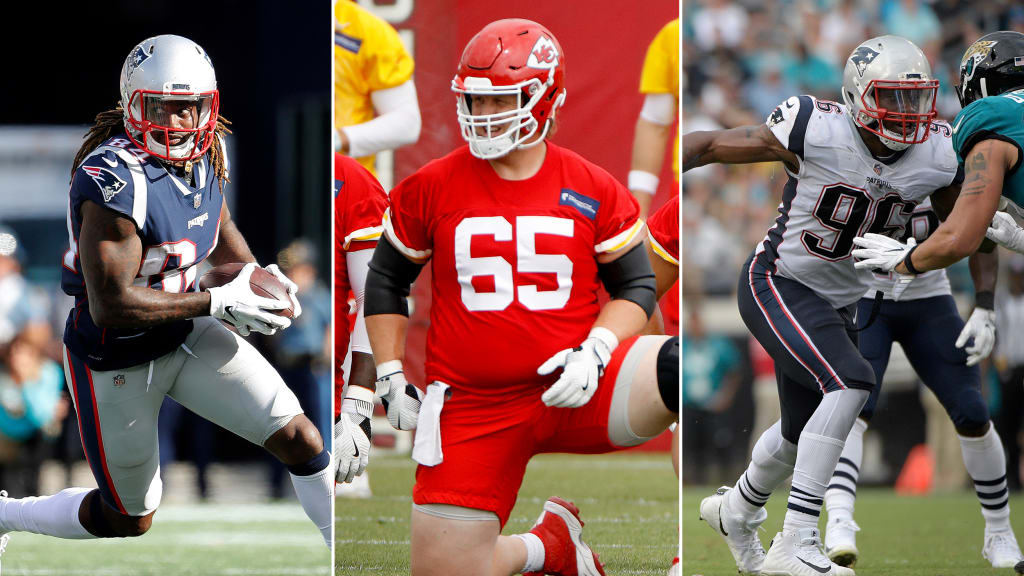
[952,115,965,135]
[101,155,118,168]
[797,558,831,573]
[82,166,127,202]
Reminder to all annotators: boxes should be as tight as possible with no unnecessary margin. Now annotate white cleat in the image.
[983,528,1024,568]
[762,528,855,576]
[0,490,10,576]
[699,486,767,576]
[667,556,680,576]
[824,516,860,567]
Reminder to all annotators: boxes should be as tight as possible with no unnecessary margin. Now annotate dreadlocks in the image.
[71,107,233,191]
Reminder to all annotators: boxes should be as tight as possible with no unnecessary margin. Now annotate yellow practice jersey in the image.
[639,18,679,182]
[335,0,414,174]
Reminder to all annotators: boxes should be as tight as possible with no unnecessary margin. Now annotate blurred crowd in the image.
[682,0,1024,487]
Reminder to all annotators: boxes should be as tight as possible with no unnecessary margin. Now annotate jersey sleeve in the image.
[593,171,644,255]
[72,149,145,229]
[639,19,679,97]
[357,5,414,91]
[953,97,1024,166]
[335,155,388,252]
[647,194,679,266]
[766,95,816,161]
[383,170,433,261]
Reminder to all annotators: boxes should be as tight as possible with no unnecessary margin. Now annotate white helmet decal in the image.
[527,36,559,70]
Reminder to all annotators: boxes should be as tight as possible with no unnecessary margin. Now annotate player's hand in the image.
[264,264,303,319]
[208,263,290,336]
[852,234,916,272]
[374,360,422,431]
[537,327,618,408]
[956,308,997,367]
[986,211,1024,253]
[335,385,374,483]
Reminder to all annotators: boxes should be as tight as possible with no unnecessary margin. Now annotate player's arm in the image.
[896,139,1018,273]
[208,199,257,265]
[638,237,679,336]
[78,201,211,328]
[682,123,799,174]
[339,81,422,156]
[629,93,675,217]
[364,236,427,430]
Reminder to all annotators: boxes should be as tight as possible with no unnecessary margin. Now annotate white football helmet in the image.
[120,35,219,162]
[841,35,938,152]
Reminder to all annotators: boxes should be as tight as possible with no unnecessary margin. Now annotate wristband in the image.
[627,170,660,195]
[588,326,619,353]
[975,290,995,310]
[902,245,922,275]
[375,359,403,380]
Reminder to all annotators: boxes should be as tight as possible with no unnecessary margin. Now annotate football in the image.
[199,263,295,319]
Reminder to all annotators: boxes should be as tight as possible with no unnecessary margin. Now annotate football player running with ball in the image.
[846,30,1024,569]
[0,35,333,561]
[683,36,993,576]
[364,19,679,576]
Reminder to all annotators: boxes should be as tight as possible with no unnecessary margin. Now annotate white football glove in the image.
[852,234,917,301]
[986,211,1024,253]
[956,308,997,367]
[264,264,302,319]
[334,385,374,483]
[208,263,291,336]
[374,360,423,431]
[537,327,618,408]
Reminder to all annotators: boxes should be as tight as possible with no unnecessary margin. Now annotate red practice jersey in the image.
[647,193,679,330]
[384,144,643,397]
[334,154,388,408]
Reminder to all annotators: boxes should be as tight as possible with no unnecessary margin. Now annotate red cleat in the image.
[522,497,606,576]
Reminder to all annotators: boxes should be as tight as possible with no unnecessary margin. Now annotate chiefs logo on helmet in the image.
[527,36,559,70]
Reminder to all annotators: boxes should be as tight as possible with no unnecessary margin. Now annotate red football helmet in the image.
[452,19,567,159]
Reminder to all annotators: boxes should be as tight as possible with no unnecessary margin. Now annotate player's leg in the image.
[823,297,895,565]
[0,346,171,541]
[735,256,871,575]
[410,391,550,576]
[902,295,1023,567]
[167,317,331,546]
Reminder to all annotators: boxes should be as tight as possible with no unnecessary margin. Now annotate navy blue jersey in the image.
[62,134,223,370]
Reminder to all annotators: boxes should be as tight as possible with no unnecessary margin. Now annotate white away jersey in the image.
[862,197,952,301]
[755,95,959,308]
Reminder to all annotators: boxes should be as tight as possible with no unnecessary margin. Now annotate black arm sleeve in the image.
[364,236,426,317]
[596,243,658,318]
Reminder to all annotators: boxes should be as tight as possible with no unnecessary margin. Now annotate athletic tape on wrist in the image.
[627,170,660,195]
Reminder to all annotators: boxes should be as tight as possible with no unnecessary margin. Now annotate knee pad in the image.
[949,388,990,432]
[803,389,870,441]
[287,448,331,476]
[752,421,797,468]
[656,336,679,413]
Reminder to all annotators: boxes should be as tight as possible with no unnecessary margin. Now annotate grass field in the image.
[0,503,329,576]
[683,486,1024,576]
[335,452,679,575]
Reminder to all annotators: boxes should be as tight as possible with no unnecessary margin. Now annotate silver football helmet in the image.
[119,35,219,162]
[841,35,938,152]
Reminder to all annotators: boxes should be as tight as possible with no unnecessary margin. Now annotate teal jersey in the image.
[952,90,1024,207]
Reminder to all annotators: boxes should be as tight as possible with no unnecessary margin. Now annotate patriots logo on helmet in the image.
[126,46,151,81]
[527,36,559,70]
[82,165,127,202]
[851,46,881,78]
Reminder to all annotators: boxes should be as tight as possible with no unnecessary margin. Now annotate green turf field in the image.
[335,452,679,575]
[0,502,329,576]
[683,486,1024,575]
